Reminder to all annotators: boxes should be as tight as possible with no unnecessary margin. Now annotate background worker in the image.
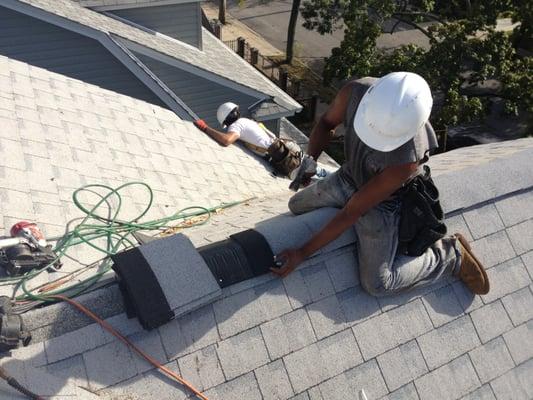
[274,72,489,297]
[194,102,327,179]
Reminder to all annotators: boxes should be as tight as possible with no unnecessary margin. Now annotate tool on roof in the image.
[289,154,317,191]
[0,296,31,353]
[0,221,61,277]
[4,183,252,311]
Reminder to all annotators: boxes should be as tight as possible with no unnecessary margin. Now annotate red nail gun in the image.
[0,221,61,276]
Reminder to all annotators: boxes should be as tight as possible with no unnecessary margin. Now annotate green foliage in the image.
[301,0,533,132]
[322,15,381,81]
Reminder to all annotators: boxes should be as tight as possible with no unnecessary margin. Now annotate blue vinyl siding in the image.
[0,6,166,108]
[112,3,202,48]
[135,52,261,127]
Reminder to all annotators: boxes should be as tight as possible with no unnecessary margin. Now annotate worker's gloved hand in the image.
[270,249,305,278]
[194,119,208,132]
[289,155,317,191]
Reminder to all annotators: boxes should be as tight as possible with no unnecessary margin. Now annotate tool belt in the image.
[243,141,269,156]
[397,165,447,256]
[243,139,302,176]
[266,138,302,177]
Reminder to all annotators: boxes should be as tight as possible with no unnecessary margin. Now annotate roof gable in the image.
[0,5,167,109]
[134,51,265,126]
[4,0,301,114]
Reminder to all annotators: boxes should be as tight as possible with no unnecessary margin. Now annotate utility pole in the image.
[286,0,301,64]
[219,0,227,25]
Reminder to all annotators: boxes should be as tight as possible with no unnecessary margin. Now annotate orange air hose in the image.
[50,295,209,400]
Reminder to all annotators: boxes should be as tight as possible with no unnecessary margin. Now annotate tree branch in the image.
[390,18,402,34]
[393,11,448,25]
[459,88,510,99]
[387,15,433,38]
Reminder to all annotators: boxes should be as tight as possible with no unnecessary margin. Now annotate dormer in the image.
[73,0,203,49]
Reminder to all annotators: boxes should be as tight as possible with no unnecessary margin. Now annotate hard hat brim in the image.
[353,97,419,152]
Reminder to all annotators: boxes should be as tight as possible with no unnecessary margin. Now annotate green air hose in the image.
[6,182,252,306]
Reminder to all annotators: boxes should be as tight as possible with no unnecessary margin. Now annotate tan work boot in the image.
[455,233,490,295]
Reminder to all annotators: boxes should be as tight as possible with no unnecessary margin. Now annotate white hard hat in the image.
[354,72,433,152]
[217,102,238,127]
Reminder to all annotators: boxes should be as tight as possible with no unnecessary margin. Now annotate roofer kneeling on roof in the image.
[272,72,490,296]
[194,103,327,179]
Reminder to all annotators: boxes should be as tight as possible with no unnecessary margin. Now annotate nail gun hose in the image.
[50,295,209,400]
[0,367,44,400]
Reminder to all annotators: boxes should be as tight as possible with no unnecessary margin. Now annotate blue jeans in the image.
[288,170,461,296]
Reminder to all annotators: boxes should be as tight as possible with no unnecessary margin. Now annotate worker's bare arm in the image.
[306,82,355,160]
[203,126,240,147]
[273,162,419,277]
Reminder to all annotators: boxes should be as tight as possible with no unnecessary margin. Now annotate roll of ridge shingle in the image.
[111,233,222,330]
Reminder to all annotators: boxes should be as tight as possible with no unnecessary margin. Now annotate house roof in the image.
[4,137,533,399]
[0,53,296,299]
[2,52,532,396]
[0,17,532,398]
[3,0,301,115]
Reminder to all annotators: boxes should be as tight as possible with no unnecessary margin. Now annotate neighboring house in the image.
[0,0,301,129]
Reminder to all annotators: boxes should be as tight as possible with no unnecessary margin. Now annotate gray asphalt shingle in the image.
[469,337,514,384]
[254,359,295,400]
[377,340,428,391]
[83,340,138,390]
[422,285,464,327]
[216,327,269,380]
[501,287,533,326]
[306,294,348,340]
[470,301,514,344]
[489,359,533,400]
[353,299,432,360]
[204,372,263,400]
[503,320,533,365]
[506,219,533,255]
[414,355,480,400]
[470,230,517,269]
[495,190,533,227]
[417,315,480,370]
[260,308,316,360]
[481,258,531,303]
[463,204,505,240]
[177,345,225,392]
[317,359,388,400]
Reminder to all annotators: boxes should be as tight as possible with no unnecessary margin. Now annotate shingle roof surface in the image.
[1,37,532,400]
[7,0,300,112]
[0,54,294,295]
[6,171,533,398]
[4,129,533,399]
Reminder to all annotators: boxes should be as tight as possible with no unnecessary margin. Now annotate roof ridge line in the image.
[106,34,199,120]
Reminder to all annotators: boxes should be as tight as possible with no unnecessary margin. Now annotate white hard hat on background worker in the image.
[354,72,433,152]
[217,102,239,127]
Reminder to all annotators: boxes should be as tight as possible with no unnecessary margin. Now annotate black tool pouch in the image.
[398,165,447,256]
[267,139,301,176]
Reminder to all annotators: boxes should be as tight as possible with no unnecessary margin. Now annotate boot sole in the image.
[456,233,490,294]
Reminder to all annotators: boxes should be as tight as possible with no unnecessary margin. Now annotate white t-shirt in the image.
[227,118,274,149]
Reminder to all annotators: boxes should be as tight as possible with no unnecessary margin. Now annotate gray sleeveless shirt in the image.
[340,77,438,189]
